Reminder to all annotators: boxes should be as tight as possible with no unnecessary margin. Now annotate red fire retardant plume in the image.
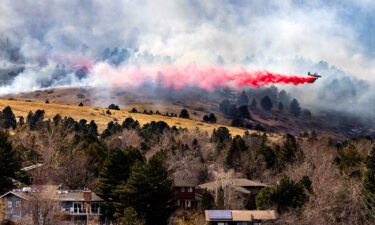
[91,63,316,90]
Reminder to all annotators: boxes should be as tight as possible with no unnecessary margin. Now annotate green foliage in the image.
[364,148,375,193]
[140,121,170,144]
[208,113,217,123]
[289,98,301,116]
[237,105,251,119]
[122,117,140,130]
[260,96,273,111]
[201,190,215,210]
[231,118,243,127]
[117,154,175,225]
[212,127,231,144]
[108,104,120,110]
[334,145,362,175]
[216,186,225,209]
[0,131,22,194]
[226,135,248,170]
[101,121,122,138]
[115,207,145,225]
[0,106,16,129]
[245,194,257,210]
[96,147,144,218]
[256,175,310,213]
[258,143,276,169]
[26,109,45,130]
[179,109,190,119]
[279,134,302,163]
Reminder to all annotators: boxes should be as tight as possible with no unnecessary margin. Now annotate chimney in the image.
[83,189,92,201]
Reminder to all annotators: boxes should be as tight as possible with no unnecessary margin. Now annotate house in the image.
[205,210,277,225]
[199,179,268,209]
[0,187,106,225]
[21,163,46,185]
[174,177,202,210]
[199,179,267,195]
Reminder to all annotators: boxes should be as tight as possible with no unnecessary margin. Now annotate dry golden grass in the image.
[0,99,253,136]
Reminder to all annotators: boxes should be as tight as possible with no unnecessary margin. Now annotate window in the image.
[73,202,83,213]
[188,187,193,192]
[91,203,99,214]
[15,201,21,208]
[7,201,12,208]
[30,177,35,184]
[218,223,229,225]
[184,200,191,208]
[177,200,180,206]
[237,222,248,225]
[181,187,185,192]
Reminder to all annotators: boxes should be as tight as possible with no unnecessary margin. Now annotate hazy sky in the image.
[0,0,375,115]
[0,0,374,79]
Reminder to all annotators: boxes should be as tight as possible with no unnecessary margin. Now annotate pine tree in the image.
[289,98,301,116]
[1,106,16,129]
[260,96,273,111]
[250,99,257,109]
[277,102,284,111]
[117,154,174,225]
[96,147,144,219]
[237,105,251,119]
[179,109,190,119]
[201,190,215,210]
[0,131,22,194]
[203,115,209,122]
[226,135,247,170]
[237,91,249,105]
[209,113,217,123]
[216,186,225,209]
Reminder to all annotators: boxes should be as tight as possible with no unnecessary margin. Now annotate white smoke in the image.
[0,0,375,116]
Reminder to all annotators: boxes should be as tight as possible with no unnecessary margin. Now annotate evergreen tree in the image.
[231,118,243,127]
[108,104,120,110]
[260,96,273,111]
[226,135,247,170]
[237,105,251,119]
[256,175,309,212]
[216,186,225,209]
[88,120,99,137]
[1,106,16,129]
[250,99,257,109]
[117,154,175,225]
[245,194,257,210]
[179,109,190,119]
[96,147,144,219]
[78,102,84,107]
[201,190,215,210]
[209,113,217,123]
[0,131,22,194]
[289,98,301,116]
[277,102,284,111]
[302,109,312,119]
[116,207,145,225]
[130,108,138,113]
[203,115,209,122]
[237,91,249,105]
[212,127,231,144]
[363,148,375,214]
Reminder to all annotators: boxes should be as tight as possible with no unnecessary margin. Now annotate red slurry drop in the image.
[91,63,316,90]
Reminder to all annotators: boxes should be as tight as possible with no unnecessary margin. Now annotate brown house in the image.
[174,178,202,210]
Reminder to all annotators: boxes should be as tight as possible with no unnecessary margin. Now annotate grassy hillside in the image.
[0,98,263,137]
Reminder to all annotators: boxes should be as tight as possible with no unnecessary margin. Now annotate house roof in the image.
[21,163,44,171]
[205,210,277,221]
[199,178,268,191]
[0,189,103,202]
[173,175,200,187]
[0,191,29,200]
